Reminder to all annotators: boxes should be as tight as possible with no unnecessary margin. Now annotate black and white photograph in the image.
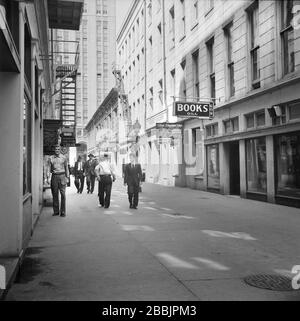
[0,0,300,310]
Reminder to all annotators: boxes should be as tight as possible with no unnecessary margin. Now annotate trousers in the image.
[51,173,66,214]
[98,175,112,208]
[74,172,84,193]
[87,174,96,193]
[128,183,139,207]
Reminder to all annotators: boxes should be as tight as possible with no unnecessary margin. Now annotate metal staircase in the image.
[56,64,77,146]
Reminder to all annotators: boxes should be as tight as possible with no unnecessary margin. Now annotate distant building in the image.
[116,0,300,208]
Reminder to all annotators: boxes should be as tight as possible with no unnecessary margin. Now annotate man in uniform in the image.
[84,153,97,194]
[74,155,85,193]
[47,145,70,217]
[95,154,116,208]
[124,153,143,209]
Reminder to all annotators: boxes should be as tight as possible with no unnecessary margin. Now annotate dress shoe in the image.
[52,213,59,216]
[133,206,137,209]
[60,213,66,217]
[129,204,133,209]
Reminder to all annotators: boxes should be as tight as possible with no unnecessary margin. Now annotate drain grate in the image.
[170,212,183,216]
[244,274,296,291]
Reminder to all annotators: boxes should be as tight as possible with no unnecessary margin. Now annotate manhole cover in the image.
[244,274,296,291]
[170,212,183,216]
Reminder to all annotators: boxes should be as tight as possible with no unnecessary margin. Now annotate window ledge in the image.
[179,35,186,42]
[205,7,214,17]
[191,22,199,31]
[194,175,204,180]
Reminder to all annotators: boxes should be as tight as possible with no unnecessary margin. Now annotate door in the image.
[229,142,240,195]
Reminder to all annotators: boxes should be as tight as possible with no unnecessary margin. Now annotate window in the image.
[170,69,176,98]
[289,101,300,120]
[180,60,186,100]
[156,0,161,12]
[148,36,153,69]
[148,0,152,25]
[207,144,220,189]
[224,22,235,97]
[246,137,267,193]
[192,50,200,98]
[206,123,218,137]
[205,0,214,14]
[207,38,215,100]
[193,0,199,23]
[245,110,265,129]
[246,113,255,128]
[157,23,162,61]
[275,133,300,198]
[280,0,297,75]
[180,0,186,38]
[224,117,239,134]
[158,79,163,105]
[248,1,260,88]
[272,105,287,125]
[169,6,175,48]
[192,128,197,157]
[149,87,153,109]
[23,95,31,195]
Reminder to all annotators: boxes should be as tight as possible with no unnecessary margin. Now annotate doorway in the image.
[229,141,240,195]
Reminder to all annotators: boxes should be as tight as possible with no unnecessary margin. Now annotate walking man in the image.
[74,155,85,193]
[84,153,97,194]
[95,154,116,208]
[124,153,143,209]
[47,145,70,217]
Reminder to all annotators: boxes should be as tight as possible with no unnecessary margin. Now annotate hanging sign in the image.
[173,101,214,119]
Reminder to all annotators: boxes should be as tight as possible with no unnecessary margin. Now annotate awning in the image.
[48,0,83,30]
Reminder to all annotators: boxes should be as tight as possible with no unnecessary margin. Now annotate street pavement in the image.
[5,177,300,301]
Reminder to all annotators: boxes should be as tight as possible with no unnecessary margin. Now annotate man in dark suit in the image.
[84,153,98,194]
[74,155,85,193]
[124,153,143,209]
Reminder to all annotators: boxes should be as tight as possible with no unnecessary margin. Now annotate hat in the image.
[88,153,94,158]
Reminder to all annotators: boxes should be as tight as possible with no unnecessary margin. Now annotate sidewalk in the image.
[5,178,300,301]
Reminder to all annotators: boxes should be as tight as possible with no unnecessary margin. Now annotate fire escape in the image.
[51,41,80,147]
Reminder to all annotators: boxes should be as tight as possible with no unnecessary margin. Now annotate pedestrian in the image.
[95,153,116,208]
[84,153,97,194]
[74,155,85,193]
[47,144,70,217]
[124,153,143,209]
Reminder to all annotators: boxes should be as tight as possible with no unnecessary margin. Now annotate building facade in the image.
[116,0,300,207]
[0,0,83,294]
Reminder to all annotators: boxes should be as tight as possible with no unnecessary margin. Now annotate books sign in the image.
[173,101,214,119]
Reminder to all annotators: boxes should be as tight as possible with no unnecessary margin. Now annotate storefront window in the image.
[207,144,220,189]
[275,133,300,198]
[246,137,267,193]
[23,95,31,195]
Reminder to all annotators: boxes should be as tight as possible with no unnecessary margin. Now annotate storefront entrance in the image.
[229,141,240,195]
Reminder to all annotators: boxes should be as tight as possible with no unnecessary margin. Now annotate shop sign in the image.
[173,101,214,119]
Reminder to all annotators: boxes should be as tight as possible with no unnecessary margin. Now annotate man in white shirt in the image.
[95,154,116,208]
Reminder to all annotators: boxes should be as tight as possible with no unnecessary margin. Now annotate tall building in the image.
[116,0,300,208]
[76,0,116,146]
